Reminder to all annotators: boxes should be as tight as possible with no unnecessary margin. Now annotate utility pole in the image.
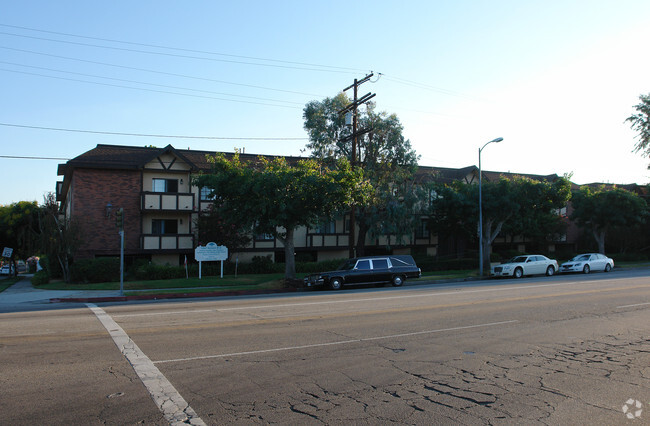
[340,73,375,258]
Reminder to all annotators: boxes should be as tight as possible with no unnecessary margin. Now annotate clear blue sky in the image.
[2,1,649,205]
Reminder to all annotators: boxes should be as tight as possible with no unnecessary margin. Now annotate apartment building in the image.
[57,144,576,266]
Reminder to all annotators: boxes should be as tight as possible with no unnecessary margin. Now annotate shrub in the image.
[70,258,120,283]
[40,255,63,279]
[133,263,186,281]
[31,270,50,286]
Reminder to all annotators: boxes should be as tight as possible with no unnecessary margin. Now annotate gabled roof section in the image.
[58,144,200,173]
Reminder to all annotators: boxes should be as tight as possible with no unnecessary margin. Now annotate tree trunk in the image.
[279,227,296,279]
[482,219,505,274]
[593,229,606,254]
[356,217,369,258]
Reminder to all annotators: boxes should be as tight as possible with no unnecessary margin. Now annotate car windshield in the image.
[510,256,528,263]
[571,255,590,261]
[339,259,356,270]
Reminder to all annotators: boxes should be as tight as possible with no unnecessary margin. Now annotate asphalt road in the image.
[1,269,649,425]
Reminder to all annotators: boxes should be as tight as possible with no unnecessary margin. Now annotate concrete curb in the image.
[49,287,303,303]
[48,277,482,304]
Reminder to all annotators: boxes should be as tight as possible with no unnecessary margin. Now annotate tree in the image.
[37,193,81,283]
[0,201,40,275]
[304,95,420,255]
[193,154,370,280]
[570,186,648,254]
[427,176,571,272]
[195,204,251,251]
[626,93,650,163]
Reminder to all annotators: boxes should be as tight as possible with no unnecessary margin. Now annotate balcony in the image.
[142,192,194,212]
[141,234,194,251]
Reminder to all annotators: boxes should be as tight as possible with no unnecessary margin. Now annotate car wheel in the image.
[583,264,590,274]
[514,267,523,279]
[546,265,555,276]
[604,263,612,272]
[391,275,404,287]
[329,278,342,290]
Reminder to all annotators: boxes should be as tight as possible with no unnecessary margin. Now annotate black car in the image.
[304,255,421,290]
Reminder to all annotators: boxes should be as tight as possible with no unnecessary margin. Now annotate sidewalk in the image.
[0,275,122,306]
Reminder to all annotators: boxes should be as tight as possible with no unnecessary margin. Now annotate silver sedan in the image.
[491,255,559,278]
[560,253,614,274]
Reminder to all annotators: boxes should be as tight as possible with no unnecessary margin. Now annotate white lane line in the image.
[87,303,206,426]
[616,302,650,309]
[114,309,215,318]
[153,319,518,364]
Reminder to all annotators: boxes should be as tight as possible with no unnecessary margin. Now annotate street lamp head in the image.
[490,137,504,143]
[105,202,113,218]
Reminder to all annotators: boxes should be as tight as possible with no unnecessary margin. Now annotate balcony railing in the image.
[141,234,194,251]
[141,192,195,212]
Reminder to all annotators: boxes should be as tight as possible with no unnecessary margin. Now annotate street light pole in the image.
[478,137,503,277]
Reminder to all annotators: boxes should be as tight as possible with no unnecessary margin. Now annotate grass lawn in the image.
[0,276,21,293]
[36,273,287,292]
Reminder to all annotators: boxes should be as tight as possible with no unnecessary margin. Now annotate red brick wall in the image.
[71,168,141,259]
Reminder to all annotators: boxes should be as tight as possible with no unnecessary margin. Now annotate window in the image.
[200,187,215,201]
[314,220,335,234]
[372,258,389,269]
[356,259,371,270]
[255,233,274,241]
[415,217,429,238]
[152,219,178,234]
[152,178,178,193]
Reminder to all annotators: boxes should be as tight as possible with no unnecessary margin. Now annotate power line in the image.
[0,155,70,160]
[0,61,305,106]
[0,23,368,73]
[0,46,327,98]
[0,30,365,75]
[0,68,303,108]
[0,122,309,141]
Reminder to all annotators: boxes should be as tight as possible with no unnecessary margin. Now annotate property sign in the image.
[2,247,13,258]
[194,242,228,262]
[195,242,228,279]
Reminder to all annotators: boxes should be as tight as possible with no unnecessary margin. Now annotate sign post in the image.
[194,242,228,279]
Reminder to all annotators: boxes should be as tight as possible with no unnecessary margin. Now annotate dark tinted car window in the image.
[373,259,389,269]
[340,259,356,270]
[356,260,371,270]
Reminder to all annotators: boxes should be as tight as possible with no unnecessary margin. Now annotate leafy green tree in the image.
[0,201,39,275]
[427,176,571,272]
[195,204,251,251]
[570,186,648,254]
[626,93,650,162]
[193,154,370,279]
[37,193,81,283]
[303,95,420,255]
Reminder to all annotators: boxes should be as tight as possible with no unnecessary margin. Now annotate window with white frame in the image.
[152,178,178,193]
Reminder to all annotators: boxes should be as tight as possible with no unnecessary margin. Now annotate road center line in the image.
[113,279,636,318]
[616,301,650,309]
[153,319,518,364]
[87,303,206,426]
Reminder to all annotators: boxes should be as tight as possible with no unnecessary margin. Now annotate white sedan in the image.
[491,254,559,278]
[560,253,614,274]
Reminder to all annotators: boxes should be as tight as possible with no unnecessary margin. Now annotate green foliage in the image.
[303,96,421,254]
[626,93,650,158]
[0,201,40,260]
[70,258,120,283]
[39,254,63,279]
[570,185,648,253]
[427,176,572,271]
[31,270,50,286]
[193,154,370,279]
[195,204,251,250]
